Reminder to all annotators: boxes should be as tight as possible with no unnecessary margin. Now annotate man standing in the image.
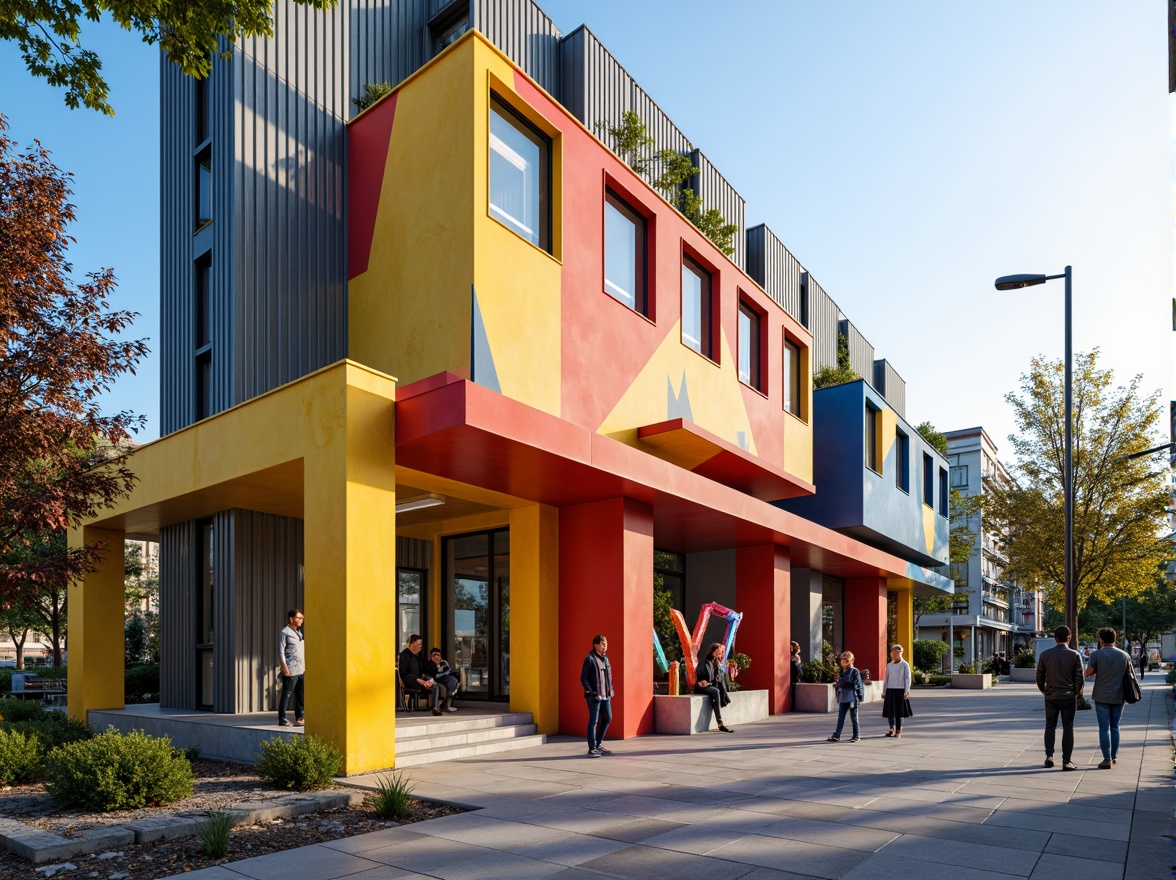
[278,609,305,727]
[1085,628,1131,769]
[1036,625,1084,770]
[580,634,614,757]
[1137,645,1147,680]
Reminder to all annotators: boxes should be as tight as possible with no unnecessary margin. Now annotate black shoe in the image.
[432,707,443,716]
[827,735,840,742]
[1043,757,1054,768]
[1062,762,1078,771]
[718,724,734,733]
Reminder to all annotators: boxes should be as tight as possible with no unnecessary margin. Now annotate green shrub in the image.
[928,674,951,686]
[367,772,414,820]
[255,735,343,791]
[125,664,161,703]
[0,728,43,784]
[800,660,837,683]
[912,640,949,673]
[199,810,232,858]
[45,728,194,811]
[0,698,52,723]
[957,663,976,674]
[1014,651,1037,669]
[5,714,91,754]
[1165,667,1176,685]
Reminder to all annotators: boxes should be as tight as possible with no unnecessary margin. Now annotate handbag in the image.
[1122,662,1142,704]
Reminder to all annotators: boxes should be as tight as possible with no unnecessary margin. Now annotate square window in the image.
[737,301,762,390]
[895,429,910,492]
[865,404,880,473]
[489,97,550,252]
[681,256,713,358]
[604,190,647,314]
[783,338,802,417]
[923,453,934,507]
[950,465,968,488]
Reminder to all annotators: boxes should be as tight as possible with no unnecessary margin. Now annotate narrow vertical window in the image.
[738,302,761,389]
[865,404,880,473]
[681,256,712,358]
[939,467,949,516]
[195,75,210,144]
[895,429,910,492]
[783,339,802,416]
[489,97,550,252]
[923,453,935,506]
[195,256,212,348]
[196,149,213,229]
[604,191,646,314]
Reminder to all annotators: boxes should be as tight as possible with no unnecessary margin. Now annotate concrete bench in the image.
[794,680,885,712]
[653,689,768,734]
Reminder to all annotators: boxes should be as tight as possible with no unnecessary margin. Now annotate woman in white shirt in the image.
[882,644,913,738]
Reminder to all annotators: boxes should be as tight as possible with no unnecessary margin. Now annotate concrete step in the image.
[394,733,547,767]
[395,710,536,741]
[395,722,539,755]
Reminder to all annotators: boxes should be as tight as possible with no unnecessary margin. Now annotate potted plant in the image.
[1010,650,1037,682]
[951,662,991,689]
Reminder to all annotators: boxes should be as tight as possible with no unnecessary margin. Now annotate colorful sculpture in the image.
[652,601,742,689]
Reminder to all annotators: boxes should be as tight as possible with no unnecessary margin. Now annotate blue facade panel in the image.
[778,380,949,567]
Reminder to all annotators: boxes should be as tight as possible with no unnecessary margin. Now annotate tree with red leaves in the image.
[0,116,148,663]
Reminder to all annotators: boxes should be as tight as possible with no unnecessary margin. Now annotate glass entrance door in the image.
[443,529,509,700]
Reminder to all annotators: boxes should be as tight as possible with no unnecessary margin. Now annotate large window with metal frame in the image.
[681,256,713,358]
[489,97,550,252]
[737,300,762,390]
[604,189,647,314]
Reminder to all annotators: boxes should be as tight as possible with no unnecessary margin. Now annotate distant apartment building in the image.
[917,427,1042,667]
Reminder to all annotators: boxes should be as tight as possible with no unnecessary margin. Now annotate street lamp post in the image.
[994,267,1075,640]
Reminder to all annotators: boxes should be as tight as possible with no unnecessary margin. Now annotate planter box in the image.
[653,689,768,734]
[1010,667,1036,683]
[793,680,885,713]
[951,673,992,689]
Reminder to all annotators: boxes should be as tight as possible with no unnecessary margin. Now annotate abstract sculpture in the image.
[652,601,743,690]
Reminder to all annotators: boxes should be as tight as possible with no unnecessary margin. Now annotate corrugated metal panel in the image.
[397,536,433,570]
[211,510,235,713]
[159,522,196,708]
[230,0,349,409]
[228,510,305,713]
[687,149,744,270]
[745,224,802,320]
[873,358,907,419]
[837,319,875,384]
[558,26,692,195]
[474,0,561,95]
[803,273,838,372]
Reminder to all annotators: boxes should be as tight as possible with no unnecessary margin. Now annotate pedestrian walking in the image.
[1137,646,1147,679]
[1085,627,1133,769]
[1036,625,1084,770]
[580,634,614,757]
[882,644,913,737]
[695,642,734,732]
[277,609,305,728]
[789,641,803,711]
[827,651,865,743]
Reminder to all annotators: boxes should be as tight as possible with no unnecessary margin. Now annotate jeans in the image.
[833,701,859,738]
[279,673,304,724]
[1044,696,1077,761]
[1094,701,1123,762]
[585,695,612,750]
[695,685,726,727]
[435,673,460,705]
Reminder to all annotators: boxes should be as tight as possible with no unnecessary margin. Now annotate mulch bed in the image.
[0,759,465,879]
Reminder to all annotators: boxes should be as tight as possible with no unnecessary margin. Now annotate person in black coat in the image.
[789,641,803,711]
[695,642,734,732]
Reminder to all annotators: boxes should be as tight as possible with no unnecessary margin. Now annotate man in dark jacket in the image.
[580,634,614,757]
[1036,625,1084,770]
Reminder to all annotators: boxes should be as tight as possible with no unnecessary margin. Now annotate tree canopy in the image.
[1,0,337,115]
[0,118,147,610]
[986,350,1168,616]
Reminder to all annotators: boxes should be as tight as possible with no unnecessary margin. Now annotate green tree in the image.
[915,421,947,456]
[812,333,859,389]
[2,0,338,115]
[986,350,1169,619]
[353,81,392,112]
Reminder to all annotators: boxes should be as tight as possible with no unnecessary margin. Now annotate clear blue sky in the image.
[2,1,1172,460]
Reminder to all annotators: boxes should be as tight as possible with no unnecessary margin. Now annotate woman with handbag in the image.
[882,645,914,738]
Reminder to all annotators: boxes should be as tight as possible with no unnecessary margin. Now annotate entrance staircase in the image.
[394,705,545,767]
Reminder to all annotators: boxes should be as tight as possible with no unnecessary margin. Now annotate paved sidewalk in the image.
[182,680,1173,880]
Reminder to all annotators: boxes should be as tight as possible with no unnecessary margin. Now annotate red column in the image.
[844,577,887,682]
[558,497,654,739]
[735,544,790,714]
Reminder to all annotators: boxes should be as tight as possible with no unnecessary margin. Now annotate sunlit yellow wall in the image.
[67,528,125,719]
[349,40,477,385]
[508,503,559,731]
[471,56,564,416]
[782,344,813,483]
[894,588,913,661]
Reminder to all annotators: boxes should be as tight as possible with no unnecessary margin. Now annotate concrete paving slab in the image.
[319,828,429,855]
[513,832,630,866]
[753,816,898,852]
[984,809,1132,841]
[580,842,761,880]
[588,816,689,844]
[1028,853,1125,880]
[838,808,1051,852]
[226,845,380,880]
[1043,832,1128,862]
[880,831,1040,875]
[838,852,1024,880]
[706,832,872,878]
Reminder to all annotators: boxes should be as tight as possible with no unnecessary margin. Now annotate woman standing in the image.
[789,641,803,711]
[882,644,913,737]
[695,642,734,732]
[827,651,864,743]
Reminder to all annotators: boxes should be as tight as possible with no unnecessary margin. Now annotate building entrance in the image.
[442,529,510,700]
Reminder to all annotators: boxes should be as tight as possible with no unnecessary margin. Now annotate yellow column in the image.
[896,588,914,661]
[67,527,125,721]
[303,369,399,774]
[508,503,559,732]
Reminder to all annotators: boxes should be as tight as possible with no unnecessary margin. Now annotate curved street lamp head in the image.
[994,273,1049,290]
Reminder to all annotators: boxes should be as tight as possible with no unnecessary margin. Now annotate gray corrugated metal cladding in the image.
[688,150,745,271]
[804,274,838,372]
[837,319,874,384]
[475,0,562,94]
[873,359,907,419]
[746,225,803,321]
